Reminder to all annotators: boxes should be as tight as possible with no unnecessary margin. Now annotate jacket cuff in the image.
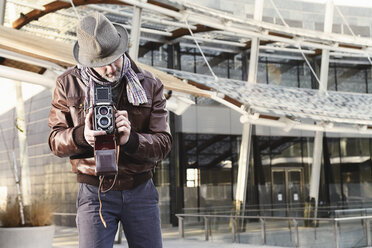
[121,131,139,153]
[72,125,90,148]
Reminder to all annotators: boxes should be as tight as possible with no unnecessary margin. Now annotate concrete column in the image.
[247,0,264,85]
[129,6,142,61]
[247,38,259,84]
[309,131,323,208]
[235,0,263,213]
[15,81,31,205]
[319,0,334,92]
[0,0,5,25]
[309,0,333,215]
[235,123,253,210]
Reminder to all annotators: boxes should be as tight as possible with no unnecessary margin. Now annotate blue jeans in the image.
[76,179,162,248]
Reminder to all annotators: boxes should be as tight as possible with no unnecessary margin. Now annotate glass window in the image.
[180,47,196,73]
[298,63,312,89]
[336,66,367,93]
[328,65,337,91]
[340,138,370,158]
[326,138,372,207]
[213,59,229,78]
[367,69,372,93]
[151,45,168,68]
[326,138,342,205]
[182,134,239,210]
[137,43,168,68]
[254,136,314,214]
[267,62,299,87]
[153,156,170,225]
[229,54,243,80]
[186,168,199,187]
[257,59,268,84]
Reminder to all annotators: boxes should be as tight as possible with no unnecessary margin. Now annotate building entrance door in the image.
[271,168,304,216]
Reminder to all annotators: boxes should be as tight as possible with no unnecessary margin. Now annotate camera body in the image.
[91,83,118,176]
[93,85,115,134]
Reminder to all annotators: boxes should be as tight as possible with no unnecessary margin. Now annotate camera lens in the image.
[99,117,109,127]
[99,106,109,115]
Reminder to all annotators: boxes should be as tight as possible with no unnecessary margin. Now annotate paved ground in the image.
[52,226,283,248]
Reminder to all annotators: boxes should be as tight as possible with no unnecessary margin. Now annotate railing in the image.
[182,202,372,217]
[176,213,372,248]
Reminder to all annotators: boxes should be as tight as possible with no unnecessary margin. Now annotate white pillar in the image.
[309,131,323,208]
[0,0,5,25]
[15,81,31,205]
[309,0,333,213]
[319,0,334,92]
[247,38,260,84]
[129,6,142,61]
[235,123,252,207]
[235,0,263,212]
[247,0,263,85]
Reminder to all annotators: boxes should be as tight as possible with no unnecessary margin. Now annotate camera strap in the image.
[96,82,126,228]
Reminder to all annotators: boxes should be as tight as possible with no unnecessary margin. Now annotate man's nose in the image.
[105,63,116,73]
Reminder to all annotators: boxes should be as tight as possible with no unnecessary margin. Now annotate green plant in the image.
[0,198,54,227]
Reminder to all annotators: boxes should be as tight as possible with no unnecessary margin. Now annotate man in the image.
[48,12,172,248]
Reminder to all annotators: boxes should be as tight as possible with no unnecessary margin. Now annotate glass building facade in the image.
[2,1,372,231]
[139,44,372,225]
[1,42,372,227]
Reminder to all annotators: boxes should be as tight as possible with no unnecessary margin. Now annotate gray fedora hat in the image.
[73,12,129,67]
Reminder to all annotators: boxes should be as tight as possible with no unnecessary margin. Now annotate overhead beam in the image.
[0,25,74,66]
[12,0,128,29]
[12,0,180,29]
[1,58,45,74]
[0,65,55,88]
[0,25,211,98]
[11,0,372,58]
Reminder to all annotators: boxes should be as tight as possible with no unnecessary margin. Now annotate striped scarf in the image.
[80,54,147,109]
[122,54,148,106]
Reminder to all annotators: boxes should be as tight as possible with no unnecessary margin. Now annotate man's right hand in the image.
[84,108,106,147]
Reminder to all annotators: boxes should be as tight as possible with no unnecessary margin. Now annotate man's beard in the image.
[102,68,122,82]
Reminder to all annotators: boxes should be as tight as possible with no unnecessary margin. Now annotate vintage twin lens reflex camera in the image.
[93,85,115,134]
[92,83,118,176]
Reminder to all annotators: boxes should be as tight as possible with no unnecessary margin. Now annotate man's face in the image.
[93,56,123,82]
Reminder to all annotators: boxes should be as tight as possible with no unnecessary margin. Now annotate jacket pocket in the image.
[67,96,85,126]
[127,97,152,132]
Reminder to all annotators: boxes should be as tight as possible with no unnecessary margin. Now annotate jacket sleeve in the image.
[120,77,172,163]
[48,78,91,157]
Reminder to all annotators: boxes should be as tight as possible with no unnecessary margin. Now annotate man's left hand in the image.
[115,110,131,145]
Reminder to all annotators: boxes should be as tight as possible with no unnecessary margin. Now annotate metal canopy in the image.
[1,22,372,134]
[160,68,372,135]
[7,0,372,59]
[3,0,372,135]
[0,25,210,97]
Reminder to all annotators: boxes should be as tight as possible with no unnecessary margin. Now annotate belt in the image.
[77,170,153,191]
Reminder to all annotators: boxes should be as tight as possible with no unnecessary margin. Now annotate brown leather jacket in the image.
[48,58,172,190]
